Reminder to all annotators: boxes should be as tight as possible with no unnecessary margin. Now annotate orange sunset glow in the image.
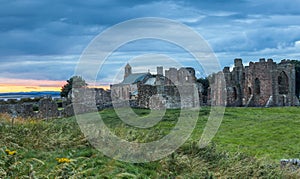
[0,78,65,93]
[0,78,110,93]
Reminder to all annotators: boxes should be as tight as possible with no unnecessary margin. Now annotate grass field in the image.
[214,107,300,160]
[1,107,300,178]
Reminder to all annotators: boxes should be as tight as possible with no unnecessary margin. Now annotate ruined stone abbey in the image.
[112,58,300,108]
[209,58,299,107]
[1,58,299,119]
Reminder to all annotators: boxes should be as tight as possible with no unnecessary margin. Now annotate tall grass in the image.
[0,107,300,178]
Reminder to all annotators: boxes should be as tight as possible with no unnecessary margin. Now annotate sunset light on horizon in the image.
[0,78,65,93]
[0,78,110,93]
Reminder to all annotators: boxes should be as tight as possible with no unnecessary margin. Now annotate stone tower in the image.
[124,63,132,79]
[157,66,163,76]
[232,58,245,106]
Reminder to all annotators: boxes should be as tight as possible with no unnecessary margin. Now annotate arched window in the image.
[254,78,260,95]
[233,87,237,100]
[248,87,252,95]
[122,87,125,98]
[278,71,289,94]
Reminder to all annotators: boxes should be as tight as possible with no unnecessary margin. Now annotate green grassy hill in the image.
[0,107,300,178]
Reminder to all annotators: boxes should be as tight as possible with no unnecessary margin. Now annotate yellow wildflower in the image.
[56,157,71,163]
[5,149,17,155]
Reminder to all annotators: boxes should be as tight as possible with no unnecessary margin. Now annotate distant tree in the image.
[197,77,209,96]
[60,76,88,98]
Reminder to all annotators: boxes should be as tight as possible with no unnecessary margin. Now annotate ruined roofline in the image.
[222,58,296,73]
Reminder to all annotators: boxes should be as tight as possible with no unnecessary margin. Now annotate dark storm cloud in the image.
[0,55,78,80]
[0,0,189,56]
[0,0,300,82]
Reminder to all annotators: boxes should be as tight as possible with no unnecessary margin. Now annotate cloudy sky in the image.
[1,0,300,92]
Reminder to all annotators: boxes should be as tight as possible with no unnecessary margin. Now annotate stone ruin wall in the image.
[245,59,277,106]
[0,88,112,119]
[70,88,112,115]
[0,98,59,119]
[137,84,202,109]
[59,88,112,117]
[276,61,297,106]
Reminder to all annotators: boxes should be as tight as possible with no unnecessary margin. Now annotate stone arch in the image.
[254,78,260,95]
[247,87,252,99]
[233,87,238,100]
[278,71,289,94]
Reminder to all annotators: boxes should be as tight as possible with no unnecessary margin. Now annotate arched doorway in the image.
[248,87,252,95]
[278,71,289,94]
